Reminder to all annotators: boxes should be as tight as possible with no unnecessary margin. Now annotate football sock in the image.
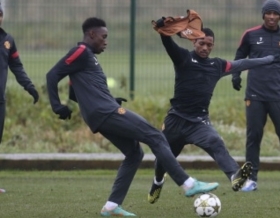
[154,177,164,185]
[182,177,195,191]
[104,201,118,210]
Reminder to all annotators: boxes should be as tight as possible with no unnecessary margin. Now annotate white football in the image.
[193,193,221,217]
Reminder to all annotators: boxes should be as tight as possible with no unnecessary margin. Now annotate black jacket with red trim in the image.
[0,27,35,103]
[46,42,120,132]
[234,25,280,101]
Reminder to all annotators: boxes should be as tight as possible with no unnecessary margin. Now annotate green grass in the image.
[0,169,279,218]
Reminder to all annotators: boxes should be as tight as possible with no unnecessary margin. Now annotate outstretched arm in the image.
[225,55,274,74]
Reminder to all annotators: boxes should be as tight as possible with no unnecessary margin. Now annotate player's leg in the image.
[148,140,185,203]
[187,119,252,191]
[0,103,6,193]
[267,101,280,142]
[131,113,219,198]
[243,100,267,191]
[98,131,143,216]
[148,114,186,203]
[123,111,219,197]
[0,102,5,144]
[100,109,219,198]
[129,113,219,196]
[98,110,188,185]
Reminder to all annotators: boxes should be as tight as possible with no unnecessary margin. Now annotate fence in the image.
[2,0,263,98]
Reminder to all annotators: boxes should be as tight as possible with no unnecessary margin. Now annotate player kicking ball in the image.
[147,11,280,204]
[46,17,219,217]
[148,162,252,204]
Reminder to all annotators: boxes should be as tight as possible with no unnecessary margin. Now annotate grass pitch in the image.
[0,169,279,218]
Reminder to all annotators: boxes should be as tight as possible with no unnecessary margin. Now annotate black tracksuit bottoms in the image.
[245,100,280,182]
[96,108,189,205]
[155,114,239,182]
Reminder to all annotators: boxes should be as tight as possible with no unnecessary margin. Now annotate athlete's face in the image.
[88,27,108,54]
[263,11,280,30]
[193,36,214,58]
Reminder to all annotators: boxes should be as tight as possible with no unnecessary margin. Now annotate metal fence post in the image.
[129,0,136,100]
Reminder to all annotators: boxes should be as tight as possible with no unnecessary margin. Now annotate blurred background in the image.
[2,0,262,97]
[1,0,278,155]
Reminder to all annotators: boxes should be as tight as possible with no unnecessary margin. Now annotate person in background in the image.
[0,2,39,194]
[0,3,39,145]
[148,17,280,204]
[231,0,280,192]
[46,17,219,217]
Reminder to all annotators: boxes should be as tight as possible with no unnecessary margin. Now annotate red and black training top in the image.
[234,24,280,101]
[0,27,35,103]
[46,42,120,132]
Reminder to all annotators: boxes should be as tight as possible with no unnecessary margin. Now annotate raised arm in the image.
[160,35,188,66]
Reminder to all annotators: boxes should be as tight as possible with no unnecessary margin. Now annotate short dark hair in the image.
[202,28,215,41]
[82,17,106,33]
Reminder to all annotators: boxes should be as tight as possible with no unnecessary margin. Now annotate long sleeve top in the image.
[161,35,274,122]
[234,25,280,101]
[0,28,35,103]
[46,42,120,132]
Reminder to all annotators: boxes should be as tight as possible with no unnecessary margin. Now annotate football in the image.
[193,193,221,217]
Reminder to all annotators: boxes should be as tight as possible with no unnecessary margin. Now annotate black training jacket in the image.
[46,42,120,132]
[234,25,280,101]
[160,35,274,122]
[0,28,35,103]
